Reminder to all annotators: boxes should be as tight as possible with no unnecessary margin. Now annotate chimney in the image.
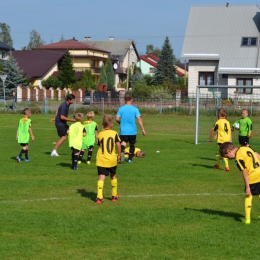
[85,36,91,41]
[109,36,115,41]
[226,3,229,7]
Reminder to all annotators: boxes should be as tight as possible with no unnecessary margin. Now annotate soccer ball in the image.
[234,123,240,130]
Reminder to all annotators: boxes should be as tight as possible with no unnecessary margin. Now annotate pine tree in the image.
[105,58,115,90]
[1,52,26,96]
[154,36,176,85]
[98,65,107,86]
[58,50,77,87]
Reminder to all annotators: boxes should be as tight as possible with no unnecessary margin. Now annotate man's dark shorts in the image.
[120,135,136,144]
[97,166,117,176]
[248,182,260,195]
[56,124,69,137]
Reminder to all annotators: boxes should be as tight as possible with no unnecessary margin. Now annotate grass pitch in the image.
[1,113,260,260]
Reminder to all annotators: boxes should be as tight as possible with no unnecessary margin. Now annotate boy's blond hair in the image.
[219,142,236,157]
[74,113,83,122]
[102,114,113,128]
[23,108,31,115]
[138,151,146,158]
[218,108,227,118]
[87,111,95,120]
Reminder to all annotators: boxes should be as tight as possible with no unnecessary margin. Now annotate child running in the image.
[16,108,35,162]
[78,111,98,164]
[96,115,121,204]
[220,142,260,224]
[232,109,252,147]
[67,113,86,170]
[207,108,232,171]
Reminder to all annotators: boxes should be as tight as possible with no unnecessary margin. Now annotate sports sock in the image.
[121,145,125,154]
[73,152,78,167]
[19,149,24,158]
[87,150,93,161]
[78,151,84,162]
[245,195,253,219]
[25,150,28,160]
[97,180,104,199]
[223,158,229,168]
[111,179,117,197]
[216,153,221,165]
[129,144,135,160]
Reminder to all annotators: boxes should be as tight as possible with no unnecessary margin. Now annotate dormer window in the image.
[241,37,257,46]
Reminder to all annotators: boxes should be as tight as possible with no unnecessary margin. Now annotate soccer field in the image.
[1,113,260,259]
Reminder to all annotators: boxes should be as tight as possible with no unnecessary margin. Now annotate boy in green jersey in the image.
[96,115,121,204]
[16,108,35,162]
[78,111,98,165]
[232,109,252,146]
[67,113,86,170]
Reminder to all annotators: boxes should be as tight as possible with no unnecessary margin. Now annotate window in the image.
[199,72,214,86]
[237,79,253,94]
[149,68,155,73]
[1,51,6,59]
[91,60,95,67]
[222,74,228,79]
[241,37,258,46]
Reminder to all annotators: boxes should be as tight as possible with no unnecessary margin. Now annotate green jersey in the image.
[233,117,252,136]
[18,118,31,144]
[68,122,85,150]
[82,120,98,149]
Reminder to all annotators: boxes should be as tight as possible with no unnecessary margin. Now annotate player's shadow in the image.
[184,207,243,222]
[170,138,194,144]
[56,162,72,168]
[77,188,97,202]
[197,157,216,161]
[189,163,216,169]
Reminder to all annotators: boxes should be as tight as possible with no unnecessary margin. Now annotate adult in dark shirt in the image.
[51,94,76,156]
[12,92,17,111]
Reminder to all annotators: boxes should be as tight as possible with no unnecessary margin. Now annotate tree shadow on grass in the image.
[184,207,243,222]
[77,188,97,202]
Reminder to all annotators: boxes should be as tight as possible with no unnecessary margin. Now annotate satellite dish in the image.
[113,63,118,69]
[99,61,104,67]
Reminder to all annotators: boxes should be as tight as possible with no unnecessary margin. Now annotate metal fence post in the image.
[44,98,48,114]
[158,98,162,114]
[101,97,104,114]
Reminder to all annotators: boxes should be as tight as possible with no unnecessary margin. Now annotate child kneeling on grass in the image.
[220,142,260,224]
[96,115,121,204]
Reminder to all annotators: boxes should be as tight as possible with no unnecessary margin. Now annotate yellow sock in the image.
[245,195,253,219]
[97,180,104,199]
[111,179,117,197]
[223,158,229,168]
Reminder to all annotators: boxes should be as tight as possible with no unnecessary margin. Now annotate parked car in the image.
[83,92,91,105]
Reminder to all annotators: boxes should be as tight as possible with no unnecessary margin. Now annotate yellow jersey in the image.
[212,118,231,144]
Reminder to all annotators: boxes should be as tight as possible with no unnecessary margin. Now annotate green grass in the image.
[1,114,260,259]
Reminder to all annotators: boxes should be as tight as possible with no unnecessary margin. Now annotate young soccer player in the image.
[207,108,232,171]
[16,108,35,162]
[67,113,86,170]
[96,115,121,204]
[220,142,260,224]
[232,109,252,146]
[78,111,98,165]
[124,146,146,161]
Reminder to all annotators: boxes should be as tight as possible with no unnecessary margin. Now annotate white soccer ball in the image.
[234,123,240,130]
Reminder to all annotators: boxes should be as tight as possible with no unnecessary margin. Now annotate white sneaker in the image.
[51,151,59,156]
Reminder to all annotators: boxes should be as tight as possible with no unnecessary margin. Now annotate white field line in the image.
[0,193,244,204]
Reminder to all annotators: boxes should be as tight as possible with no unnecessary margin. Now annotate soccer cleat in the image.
[24,159,30,162]
[71,165,78,170]
[242,218,251,224]
[128,160,132,163]
[214,164,220,169]
[111,195,119,202]
[224,167,230,172]
[16,156,21,163]
[51,151,59,156]
[86,161,90,165]
[96,198,104,204]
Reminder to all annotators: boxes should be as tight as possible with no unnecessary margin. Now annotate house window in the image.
[241,37,258,46]
[1,51,6,59]
[222,74,228,78]
[91,60,95,67]
[149,68,155,73]
[237,79,253,94]
[199,72,214,86]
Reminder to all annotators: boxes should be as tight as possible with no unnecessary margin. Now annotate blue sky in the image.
[1,0,258,59]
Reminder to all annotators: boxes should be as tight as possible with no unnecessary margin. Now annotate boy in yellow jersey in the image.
[78,111,98,165]
[220,142,260,224]
[96,115,121,204]
[124,147,146,161]
[16,108,35,162]
[207,108,232,171]
[67,113,86,170]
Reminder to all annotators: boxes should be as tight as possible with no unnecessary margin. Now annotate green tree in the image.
[1,52,26,95]
[98,65,107,86]
[25,29,45,50]
[131,81,151,100]
[42,76,63,89]
[0,62,3,71]
[0,23,13,47]
[81,69,95,90]
[130,70,144,87]
[154,36,176,85]
[105,58,115,90]
[58,50,77,88]
[146,44,161,56]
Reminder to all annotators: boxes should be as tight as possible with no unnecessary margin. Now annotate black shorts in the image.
[20,143,28,147]
[56,124,69,137]
[239,135,249,146]
[97,166,117,176]
[71,147,80,153]
[248,182,260,195]
[120,135,136,145]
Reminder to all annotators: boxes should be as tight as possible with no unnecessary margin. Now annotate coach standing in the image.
[51,94,76,156]
[116,94,146,163]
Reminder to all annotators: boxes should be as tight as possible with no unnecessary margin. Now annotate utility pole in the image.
[126,48,131,91]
